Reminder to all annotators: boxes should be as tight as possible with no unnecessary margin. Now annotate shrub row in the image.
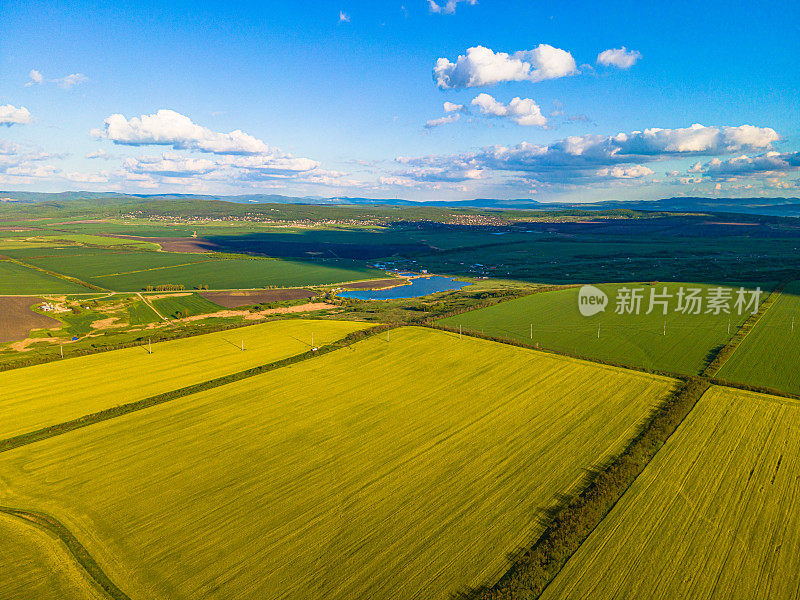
[460,376,710,600]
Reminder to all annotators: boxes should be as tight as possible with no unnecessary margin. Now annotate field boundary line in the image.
[0,505,130,600]
[458,377,711,600]
[0,326,380,454]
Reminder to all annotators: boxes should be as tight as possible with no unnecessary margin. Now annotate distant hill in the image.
[2,191,799,217]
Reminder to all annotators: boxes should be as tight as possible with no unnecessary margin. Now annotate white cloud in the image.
[470,93,547,126]
[425,114,461,128]
[596,165,654,179]
[56,73,88,89]
[443,101,463,113]
[338,11,350,22]
[427,0,477,14]
[93,109,275,155]
[26,70,88,89]
[25,69,43,86]
[433,44,577,89]
[597,47,642,69]
[86,148,112,159]
[0,105,33,126]
[395,123,783,186]
[690,151,800,178]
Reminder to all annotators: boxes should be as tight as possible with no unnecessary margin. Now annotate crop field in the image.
[439,282,762,374]
[0,319,370,440]
[93,257,382,290]
[198,288,315,307]
[149,292,223,318]
[0,261,91,294]
[4,246,383,291]
[0,511,105,600]
[0,327,675,600]
[716,282,800,395]
[541,386,800,600]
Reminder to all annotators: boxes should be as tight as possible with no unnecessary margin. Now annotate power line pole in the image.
[148,338,152,354]
[60,345,63,358]
[530,323,532,339]
[459,324,462,340]
[663,319,666,336]
[241,339,244,351]
[597,323,600,339]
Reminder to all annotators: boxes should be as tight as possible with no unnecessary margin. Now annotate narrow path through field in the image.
[137,292,167,321]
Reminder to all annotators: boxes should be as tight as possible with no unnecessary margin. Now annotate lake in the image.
[339,276,470,300]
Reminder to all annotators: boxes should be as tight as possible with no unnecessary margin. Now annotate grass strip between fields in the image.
[0,505,131,600]
[459,375,710,600]
[0,325,380,454]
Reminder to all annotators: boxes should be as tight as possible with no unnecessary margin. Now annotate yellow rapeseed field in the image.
[0,318,371,440]
[541,386,800,600]
[0,512,105,600]
[0,327,675,600]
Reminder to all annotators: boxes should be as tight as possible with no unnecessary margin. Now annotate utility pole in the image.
[530,323,533,339]
[663,319,667,337]
[597,323,601,339]
[60,345,63,358]
[459,324,462,340]
[728,318,731,335]
[792,316,795,332]
[241,339,244,351]
[148,338,152,354]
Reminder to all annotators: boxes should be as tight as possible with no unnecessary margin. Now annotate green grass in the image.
[715,282,800,395]
[149,293,223,318]
[126,298,161,325]
[4,246,382,291]
[439,282,761,374]
[0,327,675,599]
[0,512,106,600]
[0,319,371,439]
[94,257,382,290]
[0,261,91,294]
[541,386,800,600]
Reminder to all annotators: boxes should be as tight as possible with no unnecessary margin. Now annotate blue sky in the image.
[1,0,799,201]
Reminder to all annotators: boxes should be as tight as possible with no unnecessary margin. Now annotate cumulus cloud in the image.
[86,148,112,159]
[689,151,800,178]
[470,93,547,126]
[338,11,350,22]
[433,44,577,89]
[425,114,461,128]
[56,73,88,89]
[393,123,782,186]
[26,70,87,89]
[25,70,44,86]
[0,105,33,126]
[597,47,642,69]
[92,109,275,155]
[443,101,463,113]
[427,0,477,14]
[596,165,654,179]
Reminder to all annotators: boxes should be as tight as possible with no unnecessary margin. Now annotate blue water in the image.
[339,276,470,300]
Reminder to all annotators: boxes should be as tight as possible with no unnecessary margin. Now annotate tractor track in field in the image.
[0,505,131,600]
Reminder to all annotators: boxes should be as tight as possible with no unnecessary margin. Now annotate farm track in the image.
[0,505,130,600]
[0,325,382,454]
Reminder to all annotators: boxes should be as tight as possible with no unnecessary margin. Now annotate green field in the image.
[0,261,91,294]
[149,292,223,318]
[440,283,762,374]
[716,282,800,395]
[0,319,370,440]
[541,386,800,600]
[4,247,383,291]
[0,512,105,600]
[0,327,675,599]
